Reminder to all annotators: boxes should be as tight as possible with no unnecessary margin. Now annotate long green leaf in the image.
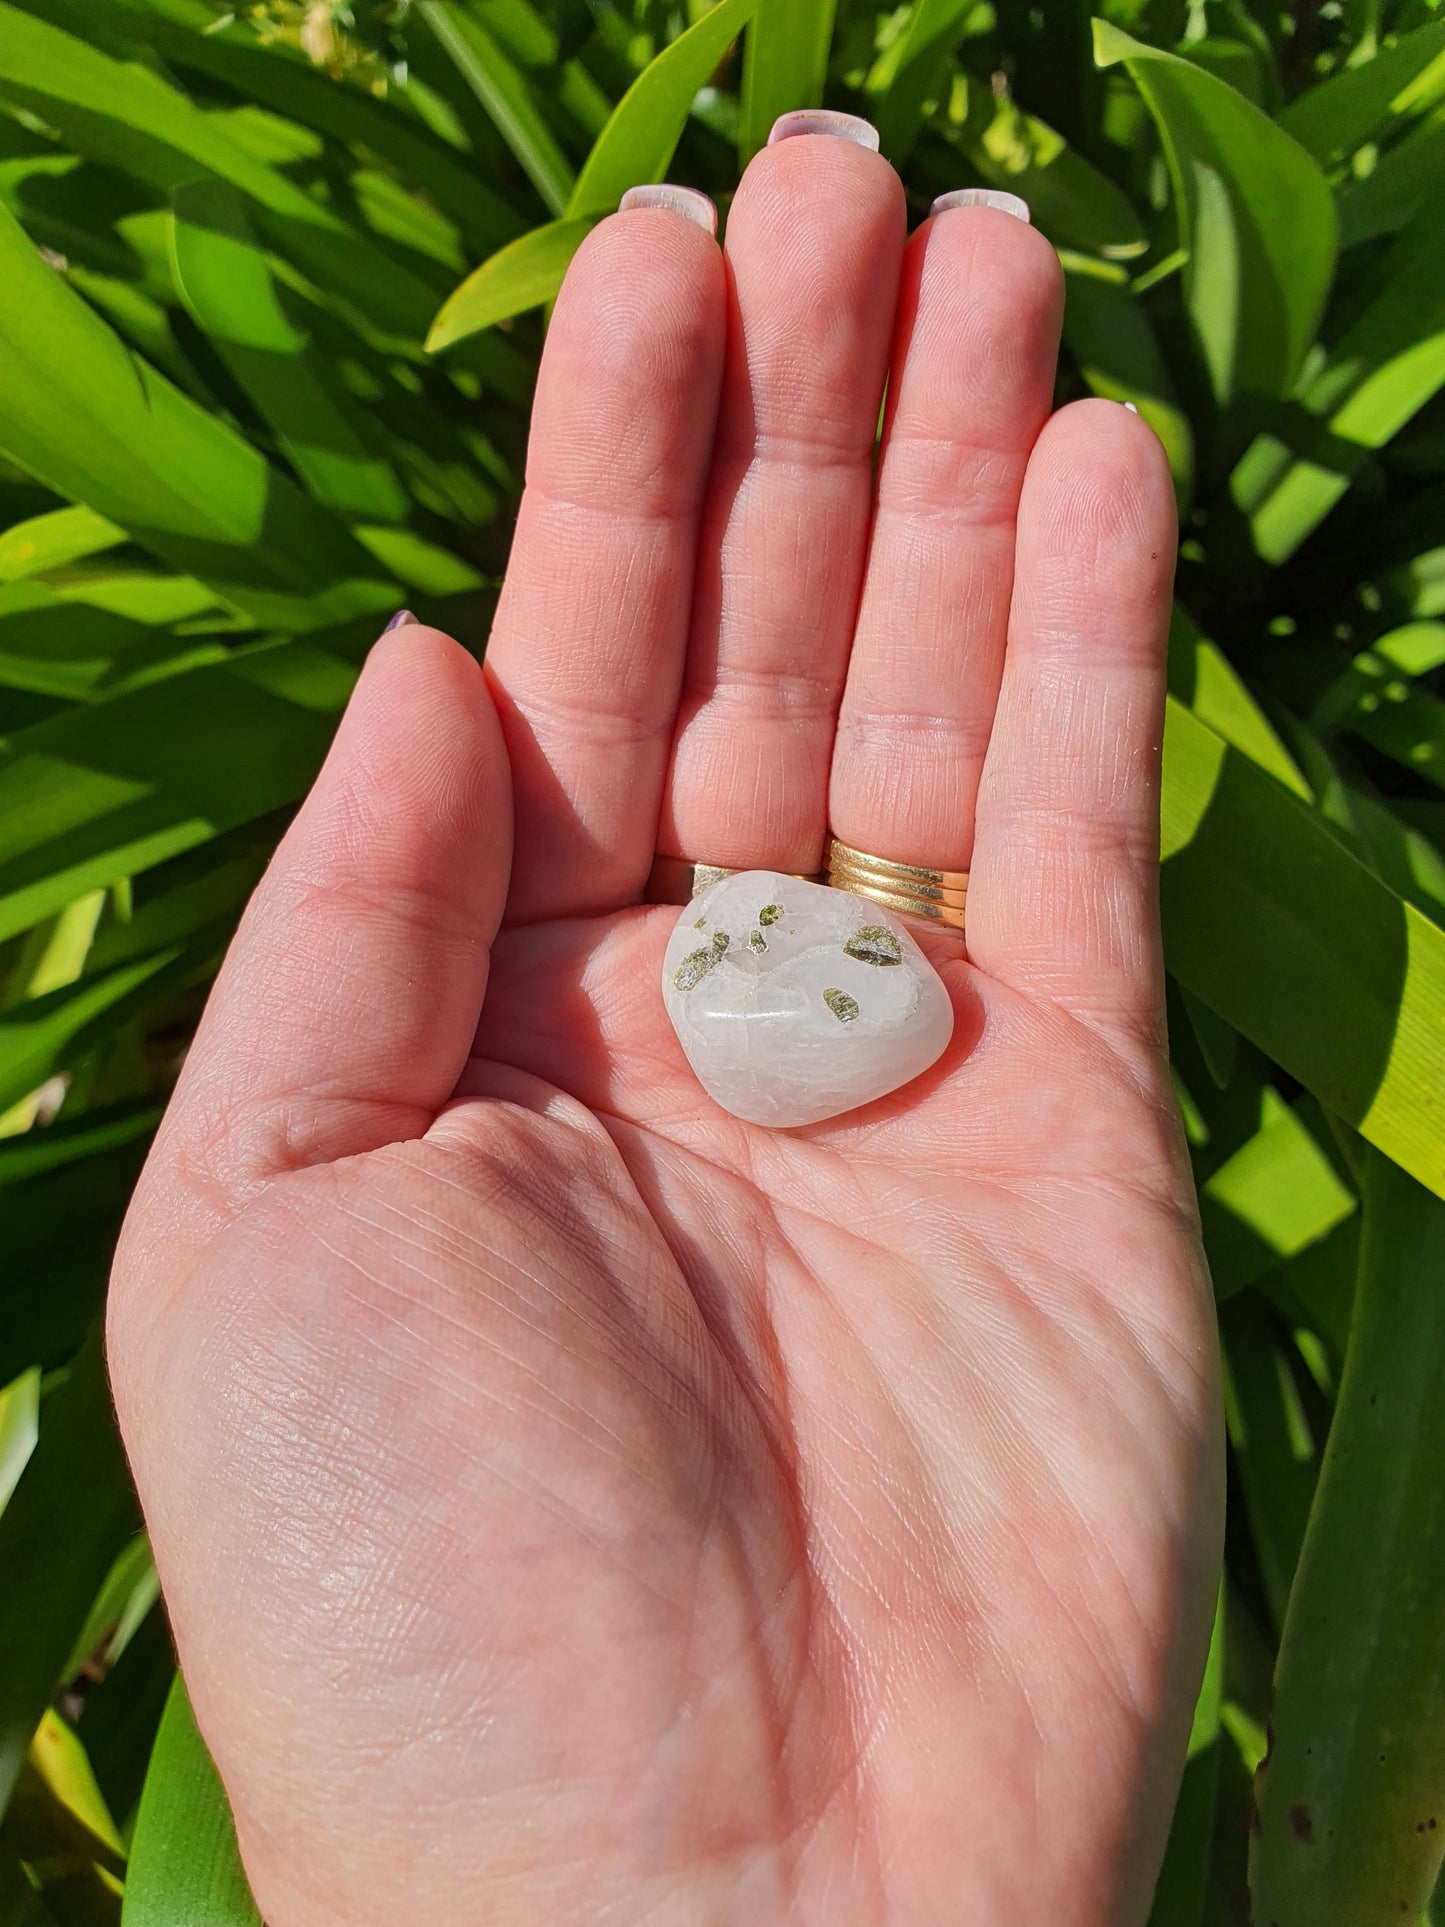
[1223,1297,1322,1631]
[426,213,595,350]
[1276,20,1445,164]
[122,1679,261,1927]
[1251,1150,1445,1923]
[1063,266,1194,498]
[738,0,838,163]
[1094,20,1337,402]
[1202,1093,1357,1301]
[568,0,758,216]
[0,508,125,584]
[429,0,758,348]
[0,202,393,629]
[170,182,410,525]
[0,635,358,943]
[1233,220,1445,561]
[1336,106,1445,249]
[1160,696,1445,1203]
[944,73,1148,259]
[416,1,575,215]
[0,1133,154,1385]
[0,1326,139,1814]
[869,0,981,164]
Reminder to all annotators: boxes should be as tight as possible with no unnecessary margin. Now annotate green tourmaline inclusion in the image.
[674,928,731,991]
[844,924,902,966]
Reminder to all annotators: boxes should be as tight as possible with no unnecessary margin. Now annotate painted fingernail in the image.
[768,109,880,151]
[930,187,1031,223]
[618,184,718,235]
[383,609,417,633]
[1122,401,1140,414]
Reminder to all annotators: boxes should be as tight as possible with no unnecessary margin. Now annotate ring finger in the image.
[828,195,1064,883]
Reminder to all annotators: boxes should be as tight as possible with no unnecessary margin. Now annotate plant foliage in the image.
[0,0,1441,1919]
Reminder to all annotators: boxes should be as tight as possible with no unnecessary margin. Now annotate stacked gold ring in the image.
[826,837,968,930]
[646,855,823,903]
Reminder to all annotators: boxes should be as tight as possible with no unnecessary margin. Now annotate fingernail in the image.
[383,609,417,633]
[618,184,718,235]
[767,109,880,151]
[930,187,1031,224]
[1122,401,1140,414]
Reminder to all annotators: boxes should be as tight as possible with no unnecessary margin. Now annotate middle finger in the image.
[657,117,905,876]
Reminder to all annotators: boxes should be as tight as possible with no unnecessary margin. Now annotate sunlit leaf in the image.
[122,1679,262,1927]
[0,508,125,585]
[739,0,837,163]
[1095,20,1337,401]
[1252,1149,1445,1924]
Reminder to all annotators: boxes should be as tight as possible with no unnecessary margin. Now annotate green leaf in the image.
[122,1678,262,1927]
[416,1,575,216]
[869,0,982,164]
[1336,105,1445,249]
[738,0,838,163]
[0,1132,154,1385]
[1202,1091,1358,1300]
[1232,221,1445,561]
[0,944,201,1118]
[946,74,1149,259]
[170,182,411,525]
[1168,607,1311,798]
[0,1100,157,1188]
[92,0,523,253]
[570,0,758,216]
[1148,1591,1225,1927]
[1062,265,1194,498]
[423,0,760,349]
[0,1368,39,1517]
[0,508,125,585]
[1251,1149,1445,1924]
[0,2,346,234]
[1321,645,1445,793]
[0,202,394,629]
[0,1326,140,1814]
[426,213,595,349]
[0,584,227,703]
[1094,19,1337,402]
[1160,696,1445,1205]
[1222,1296,1322,1630]
[1276,21,1445,167]
[0,635,358,944]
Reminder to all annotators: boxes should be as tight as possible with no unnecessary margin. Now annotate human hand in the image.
[109,124,1221,1926]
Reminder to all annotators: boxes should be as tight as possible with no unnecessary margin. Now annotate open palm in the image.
[109,130,1221,1926]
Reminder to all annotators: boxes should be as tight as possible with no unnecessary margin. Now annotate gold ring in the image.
[646,855,823,904]
[826,837,968,930]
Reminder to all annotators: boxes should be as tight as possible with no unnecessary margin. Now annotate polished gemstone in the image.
[661,870,955,1128]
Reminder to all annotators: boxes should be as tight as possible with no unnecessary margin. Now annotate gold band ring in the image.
[826,837,968,930]
[646,855,823,904]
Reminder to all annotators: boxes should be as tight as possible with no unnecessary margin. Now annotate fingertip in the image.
[1022,397,1178,581]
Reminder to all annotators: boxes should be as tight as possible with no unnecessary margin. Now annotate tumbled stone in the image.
[661,870,955,1128]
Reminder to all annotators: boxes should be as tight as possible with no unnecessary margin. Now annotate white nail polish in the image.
[767,109,880,151]
[930,187,1031,224]
[618,184,718,235]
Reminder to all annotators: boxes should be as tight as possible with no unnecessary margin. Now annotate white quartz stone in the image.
[661,870,955,1128]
